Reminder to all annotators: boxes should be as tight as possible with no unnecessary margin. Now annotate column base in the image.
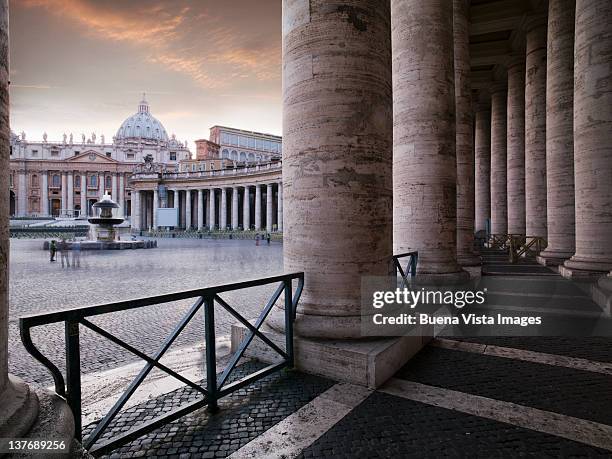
[0,375,39,438]
[231,321,431,388]
[457,253,481,267]
[559,258,612,280]
[536,249,573,267]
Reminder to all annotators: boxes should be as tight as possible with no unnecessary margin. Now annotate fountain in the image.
[43,194,156,251]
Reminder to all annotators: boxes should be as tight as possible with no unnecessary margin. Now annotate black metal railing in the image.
[19,273,304,457]
[393,251,418,287]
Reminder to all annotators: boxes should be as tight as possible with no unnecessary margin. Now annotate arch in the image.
[222,149,229,159]
[240,151,247,161]
[248,152,255,162]
[231,150,238,160]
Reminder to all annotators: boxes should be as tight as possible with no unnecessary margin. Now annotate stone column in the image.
[538,0,576,266]
[454,0,478,265]
[507,55,526,234]
[220,188,227,230]
[282,0,393,338]
[17,170,26,216]
[474,102,491,234]
[232,186,239,230]
[524,16,548,238]
[254,184,262,230]
[277,182,283,232]
[111,173,117,201]
[208,189,216,230]
[41,172,49,216]
[197,189,204,230]
[243,186,251,231]
[0,1,45,439]
[152,188,158,230]
[131,190,141,230]
[60,172,67,216]
[66,172,73,216]
[98,172,105,198]
[118,174,124,217]
[185,189,192,230]
[394,0,466,280]
[80,173,86,217]
[266,183,273,233]
[561,0,612,278]
[490,84,508,234]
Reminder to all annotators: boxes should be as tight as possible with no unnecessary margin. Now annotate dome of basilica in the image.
[115,96,169,143]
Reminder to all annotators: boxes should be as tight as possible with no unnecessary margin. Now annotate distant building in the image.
[206,126,282,163]
[9,96,191,217]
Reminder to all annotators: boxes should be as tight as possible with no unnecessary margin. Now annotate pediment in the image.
[67,150,119,164]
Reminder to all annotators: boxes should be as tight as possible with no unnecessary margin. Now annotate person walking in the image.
[255,233,260,246]
[72,241,81,268]
[49,240,57,262]
[266,233,271,245]
[59,239,70,268]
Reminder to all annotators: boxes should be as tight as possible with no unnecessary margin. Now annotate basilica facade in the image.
[8,96,191,218]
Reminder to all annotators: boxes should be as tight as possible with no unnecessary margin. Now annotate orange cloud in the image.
[19,0,280,88]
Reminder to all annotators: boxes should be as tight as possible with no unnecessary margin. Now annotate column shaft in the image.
[232,186,239,230]
[17,171,26,216]
[254,185,261,230]
[41,172,49,216]
[507,57,526,234]
[118,174,124,216]
[98,172,104,199]
[277,182,283,232]
[80,173,86,217]
[524,18,548,238]
[152,188,158,230]
[266,183,273,233]
[490,87,508,234]
[220,188,227,230]
[111,174,117,201]
[243,186,250,231]
[454,0,478,265]
[561,0,612,277]
[208,189,216,230]
[539,0,576,265]
[283,0,393,337]
[185,189,192,230]
[66,172,73,215]
[197,189,204,230]
[131,190,141,230]
[474,104,491,234]
[61,172,67,215]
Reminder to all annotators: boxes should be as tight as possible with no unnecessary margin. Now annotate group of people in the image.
[49,238,81,268]
[255,233,271,246]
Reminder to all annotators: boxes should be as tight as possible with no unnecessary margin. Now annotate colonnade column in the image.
[538,0,576,266]
[454,0,478,265]
[152,188,158,230]
[254,184,261,230]
[474,101,491,234]
[232,186,239,230]
[98,172,104,198]
[490,84,508,235]
[185,189,192,230]
[266,183,273,233]
[524,16,548,238]
[66,172,73,216]
[118,174,124,217]
[111,173,117,201]
[220,188,227,230]
[80,173,86,217]
[208,189,216,230]
[393,0,465,280]
[17,170,25,216]
[61,172,67,216]
[243,186,250,231]
[506,55,526,234]
[561,0,612,278]
[280,0,393,338]
[277,182,283,232]
[197,189,204,230]
[131,190,141,231]
[41,172,49,216]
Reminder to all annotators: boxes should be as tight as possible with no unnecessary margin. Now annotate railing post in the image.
[284,279,294,368]
[203,295,219,413]
[65,320,82,441]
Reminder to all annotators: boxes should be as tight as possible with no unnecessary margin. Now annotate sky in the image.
[8,0,282,148]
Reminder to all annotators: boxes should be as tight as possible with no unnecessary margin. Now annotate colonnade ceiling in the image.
[469,0,547,94]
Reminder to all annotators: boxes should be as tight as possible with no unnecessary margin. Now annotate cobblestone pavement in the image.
[83,361,335,458]
[8,238,283,385]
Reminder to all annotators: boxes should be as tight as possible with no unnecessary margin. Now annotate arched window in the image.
[222,149,229,159]
[248,152,255,162]
[231,150,238,160]
[52,174,60,187]
[31,174,38,187]
[240,152,247,161]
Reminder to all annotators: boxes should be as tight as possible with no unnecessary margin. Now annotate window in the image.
[9,174,13,187]
[170,152,176,161]
[222,149,229,159]
[256,139,263,150]
[264,140,271,151]
[106,152,112,158]
[210,162,215,170]
[31,150,38,157]
[192,164,196,172]
[240,152,247,161]
[239,136,248,147]
[248,152,255,162]
[50,150,59,157]
[127,153,135,159]
[248,137,256,148]
[31,175,38,187]
[52,174,60,187]
[221,132,230,144]
[105,176,112,189]
[9,146,12,156]
[75,176,81,187]
[231,150,238,160]
[230,134,239,145]
[90,175,97,187]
